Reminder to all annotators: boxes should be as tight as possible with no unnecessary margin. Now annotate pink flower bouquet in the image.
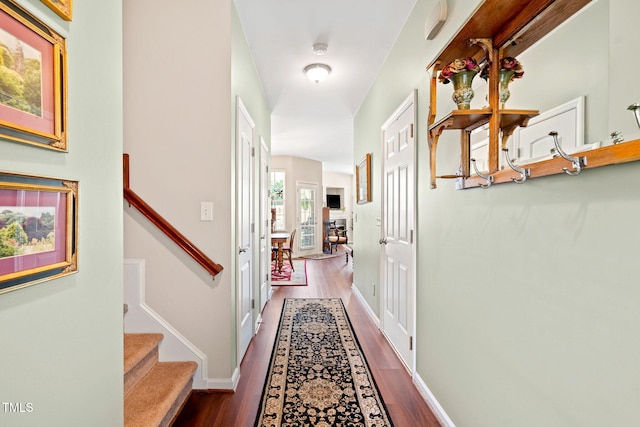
[438,57,480,84]
[480,57,524,81]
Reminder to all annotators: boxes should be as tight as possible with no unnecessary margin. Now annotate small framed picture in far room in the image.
[356,153,371,204]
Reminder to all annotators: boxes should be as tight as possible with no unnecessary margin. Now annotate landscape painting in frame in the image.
[41,0,72,21]
[0,0,67,150]
[0,172,78,294]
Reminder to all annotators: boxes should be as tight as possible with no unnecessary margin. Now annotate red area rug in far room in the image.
[271,260,307,286]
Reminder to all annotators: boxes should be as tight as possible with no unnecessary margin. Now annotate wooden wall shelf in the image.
[426,0,592,73]
[426,0,595,189]
[429,109,492,135]
[427,109,541,189]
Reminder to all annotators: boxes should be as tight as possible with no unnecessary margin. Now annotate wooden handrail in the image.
[123,154,223,277]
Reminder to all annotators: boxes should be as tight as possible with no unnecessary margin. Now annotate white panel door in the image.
[381,91,416,371]
[259,139,270,314]
[236,97,255,363]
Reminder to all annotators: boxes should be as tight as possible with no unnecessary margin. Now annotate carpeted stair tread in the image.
[124,333,162,373]
[124,333,163,396]
[124,361,197,427]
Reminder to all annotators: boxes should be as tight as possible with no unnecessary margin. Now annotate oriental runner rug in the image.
[255,298,393,427]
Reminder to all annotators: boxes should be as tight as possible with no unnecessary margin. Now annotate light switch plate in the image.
[200,202,213,221]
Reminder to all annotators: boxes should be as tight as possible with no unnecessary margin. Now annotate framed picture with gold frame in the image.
[0,171,78,295]
[0,0,67,151]
[356,153,371,204]
[41,0,72,21]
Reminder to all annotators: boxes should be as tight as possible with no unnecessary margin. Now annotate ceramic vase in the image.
[451,70,478,110]
[499,69,516,109]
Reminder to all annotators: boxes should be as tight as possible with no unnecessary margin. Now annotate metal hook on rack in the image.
[502,148,529,184]
[470,158,493,188]
[627,103,640,131]
[549,131,586,176]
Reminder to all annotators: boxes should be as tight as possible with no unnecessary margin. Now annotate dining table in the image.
[271,231,290,273]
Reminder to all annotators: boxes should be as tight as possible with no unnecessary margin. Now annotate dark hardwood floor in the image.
[172,248,441,426]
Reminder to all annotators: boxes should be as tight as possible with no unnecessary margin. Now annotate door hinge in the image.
[409,336,413,351]
[410,123,414,138]
[251,147,256,157]
[266,273,269,282]
[251,299,255,309]
[266,165,269,173]
[251,223,255,233]
[410,229,414,244]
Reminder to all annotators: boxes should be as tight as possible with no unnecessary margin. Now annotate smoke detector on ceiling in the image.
[425,0,447,40]
[312,43,328,56]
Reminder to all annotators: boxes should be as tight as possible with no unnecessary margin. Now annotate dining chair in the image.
[272,229,296,271]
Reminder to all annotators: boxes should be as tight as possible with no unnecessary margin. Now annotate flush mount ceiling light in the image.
[304,63,332,84]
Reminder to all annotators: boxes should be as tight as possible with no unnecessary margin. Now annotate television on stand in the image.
[326,194,341,209]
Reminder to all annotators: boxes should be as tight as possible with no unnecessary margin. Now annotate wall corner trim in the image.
[350,282,381,327]
[414,373,457,427]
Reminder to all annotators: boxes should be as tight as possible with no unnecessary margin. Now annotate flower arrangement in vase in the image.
[438,57,480,110]
[480,57,524,108]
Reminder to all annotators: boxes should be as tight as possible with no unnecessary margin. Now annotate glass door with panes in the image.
[270,171,285,232]
[296,182,319,255]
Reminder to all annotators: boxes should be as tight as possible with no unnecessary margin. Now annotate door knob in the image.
[378,238,388,245]
[238,247,249,254]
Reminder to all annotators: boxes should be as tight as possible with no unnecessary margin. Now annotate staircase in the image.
[124,333,197,426]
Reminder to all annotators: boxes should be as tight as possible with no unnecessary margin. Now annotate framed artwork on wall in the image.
[0,0,67,151]
[356,153,371,204]
[0,171,78,295]
[41,0,72,21]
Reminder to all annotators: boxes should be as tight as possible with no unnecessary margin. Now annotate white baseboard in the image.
[254,313,263,334]
[350,282,380,327]
[124,259,235,390]
[414,372,456,427]
[350,281,454,426]
[207,367,240,390]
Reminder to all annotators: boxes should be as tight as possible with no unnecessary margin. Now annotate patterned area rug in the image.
[271,260,307,286]
[255,298,393,426]
[299,252,342,260]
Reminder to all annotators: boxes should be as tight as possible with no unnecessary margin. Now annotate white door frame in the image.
[258,137,270,319]
[379,90,417,374]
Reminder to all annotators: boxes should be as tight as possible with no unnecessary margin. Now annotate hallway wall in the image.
[124,0,270,385]
[0,0,124,425]
[354,0,640,425]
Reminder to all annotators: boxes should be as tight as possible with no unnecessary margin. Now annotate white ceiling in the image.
[234,0,418,175]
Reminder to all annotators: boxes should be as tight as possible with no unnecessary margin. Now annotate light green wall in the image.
[354,0,640,425]
[353,0,483,317]
[231,3,272,368]
[232,6,271,146]
[0,0,124,425]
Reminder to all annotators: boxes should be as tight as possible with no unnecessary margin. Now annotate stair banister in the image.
[123,154,223,277]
